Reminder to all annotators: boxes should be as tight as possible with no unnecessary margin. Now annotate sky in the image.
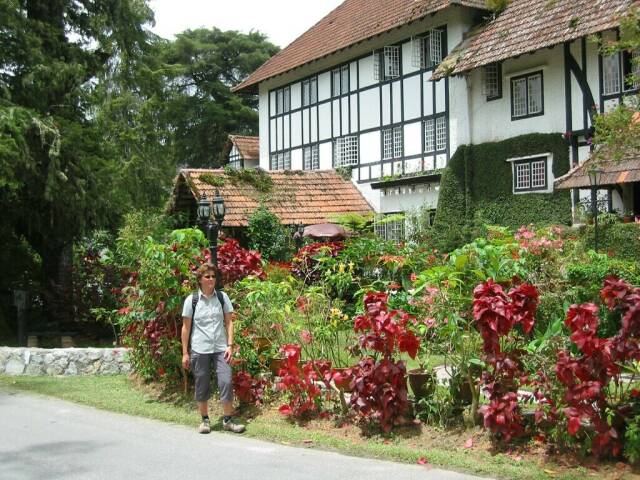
[148,0,344,48]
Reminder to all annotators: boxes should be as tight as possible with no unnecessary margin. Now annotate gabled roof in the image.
[172,169,373,227]
[232,0,488,93]
[224,135,259,162]
[433,0,638,80]
[555,150,640,189]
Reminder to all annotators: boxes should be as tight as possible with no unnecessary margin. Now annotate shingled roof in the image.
[555,150,640,190]
[224,135,259,162]
[172,169,373,227]
[232,0,487,93]
[433,0,638,80]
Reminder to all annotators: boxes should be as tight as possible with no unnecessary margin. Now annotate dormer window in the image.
[228,146,243,169]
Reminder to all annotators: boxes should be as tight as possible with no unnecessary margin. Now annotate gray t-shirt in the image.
[182,290,234,354]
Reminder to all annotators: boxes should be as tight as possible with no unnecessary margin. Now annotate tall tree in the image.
[157,28,279,168]
[0,0,153,325]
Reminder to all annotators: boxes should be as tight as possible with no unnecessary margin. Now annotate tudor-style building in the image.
[232,0,639,235]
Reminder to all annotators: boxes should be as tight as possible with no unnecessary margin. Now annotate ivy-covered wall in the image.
[434,133,572,250]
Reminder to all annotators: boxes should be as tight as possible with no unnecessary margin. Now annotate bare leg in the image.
[197,401,208,417]
[221,400,234,416]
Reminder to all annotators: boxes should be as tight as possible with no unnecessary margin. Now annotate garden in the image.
[74,205,640,478]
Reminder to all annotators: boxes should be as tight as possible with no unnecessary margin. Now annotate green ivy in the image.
[434,133,572,252]
[578,223,640,263]
[199,173,225,188]
[223,166,273,193]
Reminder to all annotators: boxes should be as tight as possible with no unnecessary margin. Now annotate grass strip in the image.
[0,375,587,480]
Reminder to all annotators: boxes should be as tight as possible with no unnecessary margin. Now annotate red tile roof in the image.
[172,169,373,227]
[232,0,487,93]
[228,135,259,162]
[555,149,640,189]
[433,0,638,79]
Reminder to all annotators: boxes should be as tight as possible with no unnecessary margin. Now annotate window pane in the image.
[283,87,290,112]
[429,29,442,66]
[384,46,400,79]
[312,145,319,170]
[284,151,291,169]
[623,50,640,90]
[335,136,358,166]
[332,70,341,96]
[436,116,447,151]
[302,81,310,106]
[527,74,542,114]
[515,163,530,190]
[603,53,621,95]
[341,65,349,95]
[512,78,527,117]
[303,147,311,170]
[310,77,318,103]
[276,90,283,114]
[484,64,500,98]
[393,126,403,158]
[382,129,393,160]
[424,119,435,152]
[531,160,546,188]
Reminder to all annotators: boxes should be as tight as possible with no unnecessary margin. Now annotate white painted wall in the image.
[403,75,421,120]
[319,141,333,169]
[404,121,422,156]
[381,84,391,125]
[319,103,331,140]
[291,148,303,170]
[318,71,331,101]
[290,82,301,110]
[379,183,440,213]
[291,111,302,147]
[360,87,380,130]
[360,131,381,164]
[392,80,402,123]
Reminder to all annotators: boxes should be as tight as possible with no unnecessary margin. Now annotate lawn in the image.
[1,374,634,480]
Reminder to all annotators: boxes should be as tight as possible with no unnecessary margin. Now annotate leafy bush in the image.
[578,223,640,263]
[247,205,291,261]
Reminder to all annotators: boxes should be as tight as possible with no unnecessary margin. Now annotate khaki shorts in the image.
[190,351,233,402]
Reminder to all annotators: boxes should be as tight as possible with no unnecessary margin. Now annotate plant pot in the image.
[268,357,287,376]
[254,336,272,353]
[408,368,436,401]
[623,216,633,224]
[331,367,354,392]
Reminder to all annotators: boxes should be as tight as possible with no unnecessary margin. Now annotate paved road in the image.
[0,388,488,480]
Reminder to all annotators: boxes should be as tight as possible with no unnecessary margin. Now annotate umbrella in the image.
[302,223,348,240]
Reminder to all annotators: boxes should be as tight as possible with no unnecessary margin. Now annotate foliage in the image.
[216,238,265,286]
[579,223,640,263]
[554,277,640,458]
[199,173,225,188]
[435,134,571,252]
[247,205,291,261]
[233,371,268,406]
[349,292,418,432]
[334,166,353,181]
[223,166,274,193]
[276,344,332,418]
[291,241,344,283]
[328,212,374,234]
[473,280,539,442]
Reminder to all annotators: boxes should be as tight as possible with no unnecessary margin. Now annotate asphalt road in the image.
[0,387,488,480]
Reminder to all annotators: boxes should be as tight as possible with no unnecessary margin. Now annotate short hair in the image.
[195,262,218,280]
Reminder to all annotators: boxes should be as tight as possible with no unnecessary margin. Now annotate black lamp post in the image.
[293,223,305,250]
[196,190,226,266]
[588,168,603,252]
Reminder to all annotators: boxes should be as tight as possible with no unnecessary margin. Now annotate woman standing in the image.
[181,262,245,434]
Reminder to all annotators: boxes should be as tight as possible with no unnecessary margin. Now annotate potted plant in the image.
[623,210,635,223]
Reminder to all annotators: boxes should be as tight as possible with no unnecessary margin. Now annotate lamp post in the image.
[588,168,603,252]
[196,190,226,266]
[293,223,305,250]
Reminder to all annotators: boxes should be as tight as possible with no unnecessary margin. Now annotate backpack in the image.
[187,289,227,352]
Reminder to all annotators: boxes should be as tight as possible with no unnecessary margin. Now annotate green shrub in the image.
[434,134,571,252]
[578,222,640,263]
[247,205,291,261]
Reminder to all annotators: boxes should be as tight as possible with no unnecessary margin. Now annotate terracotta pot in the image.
[254,336,272,353]
[408,368,436,401]
[623,216,633,224]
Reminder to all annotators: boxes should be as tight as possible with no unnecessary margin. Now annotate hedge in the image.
[434,133,572,251]
[578,222,640,263]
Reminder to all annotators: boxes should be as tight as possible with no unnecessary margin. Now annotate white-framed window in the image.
[374,214,405,242]
[333,135,358,167]
[411,29,443,69]
[603,53,622,95]
[375,46,400,81]
[603,49,640,95]
[303,145,320,170]
[270,151,291,171]
[302,77,318,106]
[483,63,502,100]
[508,154,552,193]
[228,146,243,170]
[332,65,349,96]
[424,115,447,153]
[275,87,290,115]
[510,71,543,119]
[382,126,403,160]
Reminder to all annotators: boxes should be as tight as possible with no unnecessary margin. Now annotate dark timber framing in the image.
[266,25,450,184]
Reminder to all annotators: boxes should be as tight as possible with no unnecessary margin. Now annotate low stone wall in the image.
[0,347,131,376]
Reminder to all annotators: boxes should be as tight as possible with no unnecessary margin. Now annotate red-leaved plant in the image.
[291,241,344,283]
[555,276,640,457]
[233,371,268,406]
[473,279,539,442]
[276,344,332,418]
[349,292,419,432]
